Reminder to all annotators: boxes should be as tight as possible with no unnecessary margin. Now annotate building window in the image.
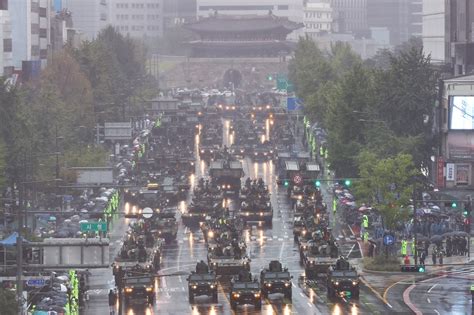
[3,38,12,52]
[31,45,40,57]
[0,0,8,10]
[39,28,47,38]
[31,23,39,35]
[40,49,48,59]
[39,7,47,17]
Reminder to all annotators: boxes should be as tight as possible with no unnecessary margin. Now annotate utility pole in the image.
[16,153,26,314]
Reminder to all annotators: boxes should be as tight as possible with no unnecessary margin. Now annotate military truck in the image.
[209,159,244,194]
[303,240,338,279]
[230,271,262,310]
[187,261,218,303]
[121,271,155,305]
[260,261,292,300]
[152,208,178,243]
[207,242,250,276]
[327,257,360,298]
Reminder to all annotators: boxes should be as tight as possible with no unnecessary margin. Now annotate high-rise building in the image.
[422,0,446,63]
[367,0,422,46]
[61,0,109,40]
[329,0,367,34]
[447,0,474,75]
[9,0,52,77]
[109,0,164,37]
[0,0,13,76]
[163,0,196,31]
[303,0,334,40]
[422,0,474,75]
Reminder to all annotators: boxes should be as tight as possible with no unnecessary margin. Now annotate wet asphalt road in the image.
[84,118,392,315]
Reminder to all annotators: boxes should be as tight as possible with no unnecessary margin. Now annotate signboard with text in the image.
[437,157,445,189]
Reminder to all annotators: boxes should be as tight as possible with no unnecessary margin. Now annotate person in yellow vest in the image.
[401,239,408,257]
[362,214,369,229]
[411,237,416,256]
[362,231,369,242]
[332,198,337,214]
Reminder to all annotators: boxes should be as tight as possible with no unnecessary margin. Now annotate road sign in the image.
[293,174,303,185]
[383,234,395,246]
[27,279,45,287]
[287,97,303,111]
[80,221,107,232]
[142,207,153,219]
[104,122,132,140]
[63,195,73,202]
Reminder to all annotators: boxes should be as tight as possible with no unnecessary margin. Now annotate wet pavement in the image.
[81,118,427,314]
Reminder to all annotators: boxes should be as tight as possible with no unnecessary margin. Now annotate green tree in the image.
[355,151,419,230]
[375,46,438,171]
[0,288,17,315]
[324,64,376,177]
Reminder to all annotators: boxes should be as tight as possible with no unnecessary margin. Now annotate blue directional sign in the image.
[383,234,395,246]
[287,97,303,111]
[27,279,45,287]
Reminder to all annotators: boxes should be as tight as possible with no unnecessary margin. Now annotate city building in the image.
[51,9,79,51]
[367,0,422,46]
[422,0,474,75]
[303,0,334,40]
[422,0,446,63]
[60,0,109,40]
[184,13,303,57]
[163,0,196,31]
[195,0,305,39]
[329,0,367,35]
[447,0,474,75]
[437,74,474,192]
[109,0,164,38]
[0,0,13,76]
[9,0,52,78]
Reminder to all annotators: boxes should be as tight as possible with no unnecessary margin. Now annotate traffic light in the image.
[267,75,273,81]
[344,179,351,187]
[464,201,471,217]
[284,180,289,187]
[315,180,321,187]
[400,265,425,272]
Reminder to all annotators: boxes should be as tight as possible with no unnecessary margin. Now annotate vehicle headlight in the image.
[260,212,263,216]
[352,281,358,286]
[240,149,244,153]
[254,292,260,298]
[301,230,307,235]
[146,287,153,292]
[285,282,291,287]
[233,293,240,298]
[266,283,272,287]
[200,150,204,153]
[210,284,215,289]
[227,185,231,189]
[192,285,197,289]
[254,152,258,156]
[264,152,267,155]
[210,150,214,153]
[125,287,133,293]
[334,281,339,286]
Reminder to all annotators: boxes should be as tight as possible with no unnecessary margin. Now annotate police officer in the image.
[401,239,408,257]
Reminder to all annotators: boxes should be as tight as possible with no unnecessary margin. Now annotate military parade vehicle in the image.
[151,207,178,243]
[303,239,339,279]
[207,241,250,276]
[260,260,292,300]
[187,261,218,303]
[209,158,244,195]
[327,257,360,298]
[230,270,262,310]
[239,178,273,225]
[121,269,155,305]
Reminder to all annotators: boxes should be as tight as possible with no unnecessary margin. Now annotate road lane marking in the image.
[427,297,431,303]
[434,309,440,315]
[427,283,437,293]
[346,244,356,257]
[402,284,422,315]
[362,278,392,308]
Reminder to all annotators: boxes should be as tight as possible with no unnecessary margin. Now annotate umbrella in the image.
[430,235,443,242]
[358,206,368,212]
[453,231,469,237]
